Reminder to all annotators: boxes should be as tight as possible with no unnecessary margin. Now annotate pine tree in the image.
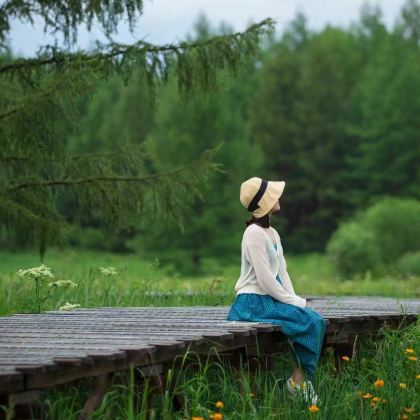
[0,1,274,259]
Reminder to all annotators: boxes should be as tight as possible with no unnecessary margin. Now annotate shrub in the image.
[362,197,420,261]
[65,225,131,253]
[395,251,420,277]
[326,221,381,278]
[326,197,420,278]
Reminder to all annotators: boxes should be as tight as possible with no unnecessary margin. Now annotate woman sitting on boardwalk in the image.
[227,177,327,405]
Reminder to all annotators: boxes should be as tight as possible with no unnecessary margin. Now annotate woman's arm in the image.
[279,253,297,296]
[273,230,298,296]
[246,228,306,308]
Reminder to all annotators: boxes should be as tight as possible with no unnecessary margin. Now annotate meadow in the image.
[0,249,419,419]
[0,249,418,316]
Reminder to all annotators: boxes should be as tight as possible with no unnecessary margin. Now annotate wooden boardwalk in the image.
[0,296,419,416]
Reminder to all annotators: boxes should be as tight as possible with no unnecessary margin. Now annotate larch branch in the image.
[0,19,274,75]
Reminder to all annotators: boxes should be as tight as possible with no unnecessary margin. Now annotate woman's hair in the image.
[245,213,270,228]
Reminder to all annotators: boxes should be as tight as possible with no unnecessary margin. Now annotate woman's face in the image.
[269,197,281,214]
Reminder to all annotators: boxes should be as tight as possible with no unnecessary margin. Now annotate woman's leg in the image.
[226,294,327,381]
[291,365,305,383]
[289,312,327,382]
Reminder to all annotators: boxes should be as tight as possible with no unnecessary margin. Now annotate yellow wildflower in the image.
[341,356,350,362]
[213,414,223,420]
[362,392,373,399]
[374,379,384,387]
[400,414,409,420]
[215,401,224,409]
[372,397,380,402]
[192,417,204,420]
[404,407,414,413]
[405,348,415,354]
[308,405,320,413]
[416,374,420,379]
[407,356,417,361]
[399,383,407,389]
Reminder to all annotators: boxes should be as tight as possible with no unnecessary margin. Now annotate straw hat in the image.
[240,177,286,218]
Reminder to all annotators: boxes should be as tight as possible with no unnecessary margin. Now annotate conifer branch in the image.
[0,0,145,48]
[0,106,17,120]
[8,174,172,190]
[0,2,271,252]
[0,19,274,75]
[1,148,149,163]
[6,148,226,192]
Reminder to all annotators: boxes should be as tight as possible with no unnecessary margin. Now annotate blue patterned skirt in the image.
[226,274,327,380]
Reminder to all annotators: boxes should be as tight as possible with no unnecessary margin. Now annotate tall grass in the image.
[0,249,419,418]
[0,249,419,316]
[1,320,418,419]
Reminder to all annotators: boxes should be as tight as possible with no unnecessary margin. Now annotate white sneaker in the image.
[286,377,318,405]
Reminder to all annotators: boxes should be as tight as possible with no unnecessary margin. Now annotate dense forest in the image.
[1,1,420,275]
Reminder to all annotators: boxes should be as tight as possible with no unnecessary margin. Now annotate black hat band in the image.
[247,179,268,212]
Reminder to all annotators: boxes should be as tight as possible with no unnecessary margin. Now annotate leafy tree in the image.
[0,1,274,259]
[137,16,265,274]
[250,14,364,251]
[348,11,420,205]
[249,1,420,252]
[396,0,420,43]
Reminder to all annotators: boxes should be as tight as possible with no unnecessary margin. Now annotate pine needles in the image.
[0,2,274,256]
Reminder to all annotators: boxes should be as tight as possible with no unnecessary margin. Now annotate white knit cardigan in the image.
[233,223,307,308]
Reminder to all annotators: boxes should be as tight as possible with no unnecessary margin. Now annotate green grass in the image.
[0,249,419,418]
[1,320,419,419]
[0,249,419,316]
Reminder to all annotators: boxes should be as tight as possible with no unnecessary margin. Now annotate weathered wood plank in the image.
[0,298,418,397]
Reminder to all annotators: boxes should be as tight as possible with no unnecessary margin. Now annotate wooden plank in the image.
[0,336,213,346]
[8,389,41,405]
[4,310,416,320]
[0,318,278,331]
[0,298,418,398]
[0,370,24,394]
[0,332,235,344]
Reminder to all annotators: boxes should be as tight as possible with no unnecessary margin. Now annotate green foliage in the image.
[249,15,366,251]
[247,1,420,253]
[396,251,420,277]
[1,249,418,318]
[0,2,274,258]
[1,250,419,419]
[2,0,420,263]
[128,18,266,275]
[347,30,420,204]
[326,221,381,278]
[327,197,420,277]
[15,264,77,313]
[362,197,420,261]
[0,0,145,48]
[66,225,132,253]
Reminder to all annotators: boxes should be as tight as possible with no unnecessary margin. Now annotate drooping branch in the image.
[1,20,275,102]
[6,145,226,192]
[1,149,147,163]
[0,0,145,48]
[0,144,227,245]
[0,19,274,75]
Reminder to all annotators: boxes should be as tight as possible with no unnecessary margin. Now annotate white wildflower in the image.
[17,264,54,280]
[99,266,118,277]
[48,280,77,289]
[59,302,81,311]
